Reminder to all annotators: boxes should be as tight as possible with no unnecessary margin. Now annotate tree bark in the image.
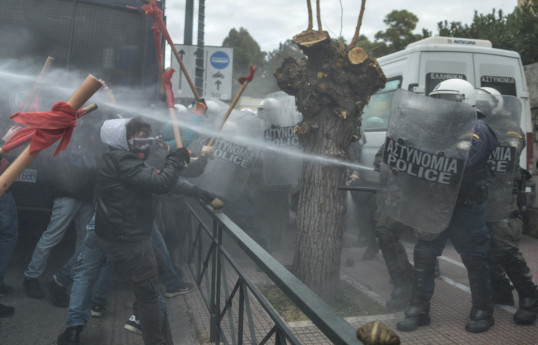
[274,30,385,302]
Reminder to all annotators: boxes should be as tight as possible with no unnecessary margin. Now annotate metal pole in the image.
[184,0,194,45]
[66,0,78,70]
[195,0,205,97]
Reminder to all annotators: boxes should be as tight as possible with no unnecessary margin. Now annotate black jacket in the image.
[95,148,184,242]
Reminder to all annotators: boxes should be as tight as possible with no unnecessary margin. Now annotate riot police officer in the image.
[477,87,538,324]
[397,79,498,333]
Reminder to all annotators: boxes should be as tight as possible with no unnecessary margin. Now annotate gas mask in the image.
[128,137,155,160]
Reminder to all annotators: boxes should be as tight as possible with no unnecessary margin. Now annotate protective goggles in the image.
[128,137,155,150]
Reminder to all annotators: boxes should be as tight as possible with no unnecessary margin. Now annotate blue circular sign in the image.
[210,51,230,69]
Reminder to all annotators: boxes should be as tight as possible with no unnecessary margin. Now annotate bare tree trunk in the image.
[275,30,385,302]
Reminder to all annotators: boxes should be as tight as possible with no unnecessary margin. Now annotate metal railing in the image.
[183,200,362,345]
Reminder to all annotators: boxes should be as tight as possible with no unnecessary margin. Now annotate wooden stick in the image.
[78,104,98,117]
[0,75,103,196]
[207,76,253,147]
[170,44,201,101]
[168,107,183,148]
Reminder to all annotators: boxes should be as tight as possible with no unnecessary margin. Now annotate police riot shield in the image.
[477,94,523,221]
[258,92,303,185]
[187,109,264,201]
[376,89,477,234]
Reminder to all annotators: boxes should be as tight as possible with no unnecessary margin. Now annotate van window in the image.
[425,73,467,95]
[480,76,516,96]
[362,77,401,131]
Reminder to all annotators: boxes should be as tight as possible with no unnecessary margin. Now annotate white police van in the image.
[357,36,535,207]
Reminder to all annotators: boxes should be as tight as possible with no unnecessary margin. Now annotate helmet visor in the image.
[429,93,464,103]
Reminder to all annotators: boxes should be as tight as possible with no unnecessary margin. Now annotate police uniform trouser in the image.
[375,211,413,287]
[488,216,538,299]
[412,201,492,312]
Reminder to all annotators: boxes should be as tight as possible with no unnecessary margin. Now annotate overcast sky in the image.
[163,0,518,53]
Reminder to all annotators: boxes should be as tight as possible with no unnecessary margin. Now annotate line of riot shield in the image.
[477,93,523,221]
[376,89,477,234]
[258,91,303,186]
[187,108,264,201]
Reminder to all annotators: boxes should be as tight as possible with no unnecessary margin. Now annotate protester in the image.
[22,126,96,305]
[0,125,19,319]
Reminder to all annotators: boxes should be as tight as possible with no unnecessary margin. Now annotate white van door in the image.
[472,53,533,170]
[418,52,475,95]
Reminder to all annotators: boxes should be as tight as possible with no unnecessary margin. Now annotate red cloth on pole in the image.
[238,65,256,84]
[141,1,174,47]
[152,24,162,64]
[162,68,176,109]
[2,101,77,156]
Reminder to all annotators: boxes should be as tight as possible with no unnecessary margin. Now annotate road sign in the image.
[171,44,234,100]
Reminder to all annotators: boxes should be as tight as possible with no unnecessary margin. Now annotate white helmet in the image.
[476,87,503,115]
[429,79,476,107]
[174,104,188,114]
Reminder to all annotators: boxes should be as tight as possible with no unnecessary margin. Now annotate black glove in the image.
[169,147,190,164]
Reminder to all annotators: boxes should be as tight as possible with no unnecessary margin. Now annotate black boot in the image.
[465,307,495,333]
[386,282,413,311]
[514,297,538,324]
[396,244,435,332]
[462,255,494,333]
[495,250,538,324]
[397,304,431,331]
[378,231,414,310]
[57,325,83,345]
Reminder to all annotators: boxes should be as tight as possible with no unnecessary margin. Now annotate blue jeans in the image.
[66,228,113,328]
[151,224,183,292]
[0,192,18,286]
[25,197,93,280]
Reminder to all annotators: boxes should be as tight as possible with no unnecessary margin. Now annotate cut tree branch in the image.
[307,0,313,31]
[316,0,322,31]
[349,0,367,48]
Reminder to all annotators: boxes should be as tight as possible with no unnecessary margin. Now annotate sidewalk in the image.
[1,228,536,344]
[182,228,538,345]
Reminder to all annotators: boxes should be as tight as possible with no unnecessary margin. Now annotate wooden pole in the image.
[168,107,183,148]
[170,44,201,101]
[0,75,103,196]
[207,74,253,147]
[78,104,98,117]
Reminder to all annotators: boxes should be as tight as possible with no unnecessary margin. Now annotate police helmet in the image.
[429,79,476,107]
[174,104,188,114]
[476,87,504,115]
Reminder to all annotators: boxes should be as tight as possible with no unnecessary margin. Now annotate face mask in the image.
[128,137,155,160]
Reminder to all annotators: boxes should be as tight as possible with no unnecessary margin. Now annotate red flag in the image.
[2,101,78,156]
[239,65,256,84]
[161,68,176,109]
[141,0,174,47]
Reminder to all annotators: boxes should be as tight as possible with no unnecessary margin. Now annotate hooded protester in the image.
[64,117,188,345]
